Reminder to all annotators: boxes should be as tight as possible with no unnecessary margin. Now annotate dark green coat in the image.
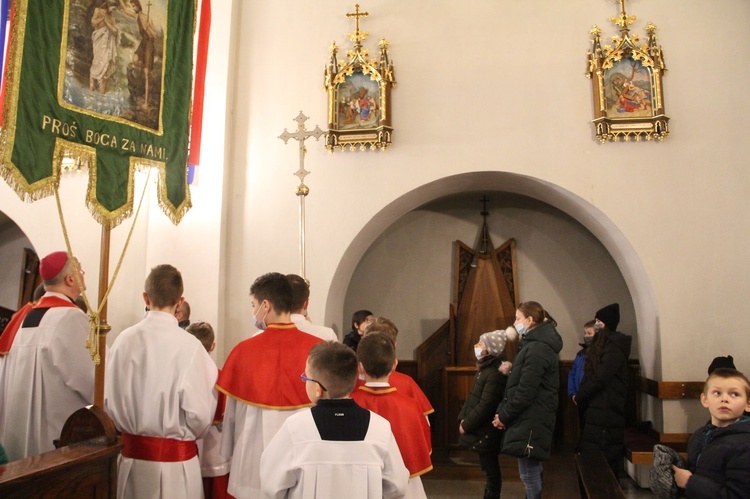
[496,321,563,461]
[458,356,507,452]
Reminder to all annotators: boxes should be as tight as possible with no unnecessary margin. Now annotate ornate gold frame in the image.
[323,4,396,152]
[586,0,668,142]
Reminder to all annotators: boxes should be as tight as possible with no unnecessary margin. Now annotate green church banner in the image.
[0,0,195,227]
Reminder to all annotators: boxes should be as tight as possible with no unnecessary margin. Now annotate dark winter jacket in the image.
[458,356,507,452]
[343,330,361,351]
[576,329,631,464]
[495,320,563,461]
[683,417,750,499]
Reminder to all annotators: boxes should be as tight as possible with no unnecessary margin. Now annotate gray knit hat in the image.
[479,327,518,357]
[649,444,686,499]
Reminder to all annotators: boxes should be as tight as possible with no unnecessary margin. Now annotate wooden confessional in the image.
[415,202,520,451]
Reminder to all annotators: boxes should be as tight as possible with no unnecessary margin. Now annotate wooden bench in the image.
[575,452,625,499]
[0,406,121,498]
[624,428,687,465]
[623,374,700,465]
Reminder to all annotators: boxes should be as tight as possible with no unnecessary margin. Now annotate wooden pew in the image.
[0,406,121,498]
[575,452,626,499]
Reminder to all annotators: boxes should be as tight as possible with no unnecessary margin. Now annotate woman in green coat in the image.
[493,301,563,499]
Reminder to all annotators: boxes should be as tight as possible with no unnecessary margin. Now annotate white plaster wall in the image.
[224,0,750,432]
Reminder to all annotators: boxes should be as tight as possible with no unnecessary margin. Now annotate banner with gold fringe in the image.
[0,0,196,228]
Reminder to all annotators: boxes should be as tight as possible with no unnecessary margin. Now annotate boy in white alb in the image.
[260,341,409,499]
[186,321,231,499]
[105,264,218,499]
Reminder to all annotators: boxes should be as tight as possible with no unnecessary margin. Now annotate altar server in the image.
[352,332,433,498]
[260,341,409,499]
[218,272,324,498]
[105,264,218,499]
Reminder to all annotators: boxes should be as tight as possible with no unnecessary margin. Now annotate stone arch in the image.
[324,171,660,378]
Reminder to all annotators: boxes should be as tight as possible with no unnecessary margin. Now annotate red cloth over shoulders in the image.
[351,385,433,477]
[0,296,78,356]
[216,324,323,409]
[389,370,435,416]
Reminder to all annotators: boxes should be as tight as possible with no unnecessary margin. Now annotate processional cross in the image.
[279,111,324,279]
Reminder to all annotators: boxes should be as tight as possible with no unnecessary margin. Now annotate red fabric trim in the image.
[216,324,323,408]
[0,1,14,127]
[121,433,198,462]
[188,0,211,167]
[0,296,78,355]
[0,302,32,355]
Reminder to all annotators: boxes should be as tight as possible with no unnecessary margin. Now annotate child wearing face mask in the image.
[216,272,325,497]
[458,327,516,499]
[568,320,597,432]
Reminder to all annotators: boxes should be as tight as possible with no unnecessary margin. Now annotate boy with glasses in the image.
[261,341,409,499]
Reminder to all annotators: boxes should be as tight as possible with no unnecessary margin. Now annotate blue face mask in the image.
[515,320,529,336]
[253,303,268,330]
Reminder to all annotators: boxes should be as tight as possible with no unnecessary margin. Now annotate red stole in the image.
[216,324,323,409]
[0,295,78,356]
[351,385,433,477]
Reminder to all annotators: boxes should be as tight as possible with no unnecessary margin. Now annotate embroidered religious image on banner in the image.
[61,0,166,132]
[0,0,197,228]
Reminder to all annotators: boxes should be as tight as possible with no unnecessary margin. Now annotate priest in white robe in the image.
[1,251,93,461]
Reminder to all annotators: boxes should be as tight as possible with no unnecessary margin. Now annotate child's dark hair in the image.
[145,264,183,308]
[584,319,596,329]
[286,274,310,312]
[364,317,398,343]
[307,341,359,398]
[705,368,750,398]
[186,321,215,353]
[351,309,373,329]
[250,272,293,313]
[357,332,396,379]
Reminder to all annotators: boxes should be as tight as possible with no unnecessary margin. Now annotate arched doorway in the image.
[0,210,40,330]
[325,171,660,377]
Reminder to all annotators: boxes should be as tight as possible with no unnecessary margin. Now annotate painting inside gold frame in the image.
[334,72,382,130]
[586,1,669,142]
[324,5,395,152]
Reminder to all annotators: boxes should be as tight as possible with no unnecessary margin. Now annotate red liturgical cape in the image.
[355,371,435,416]
[216,323,323,409]
[352,385,433,477]
[0,296,78,356]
